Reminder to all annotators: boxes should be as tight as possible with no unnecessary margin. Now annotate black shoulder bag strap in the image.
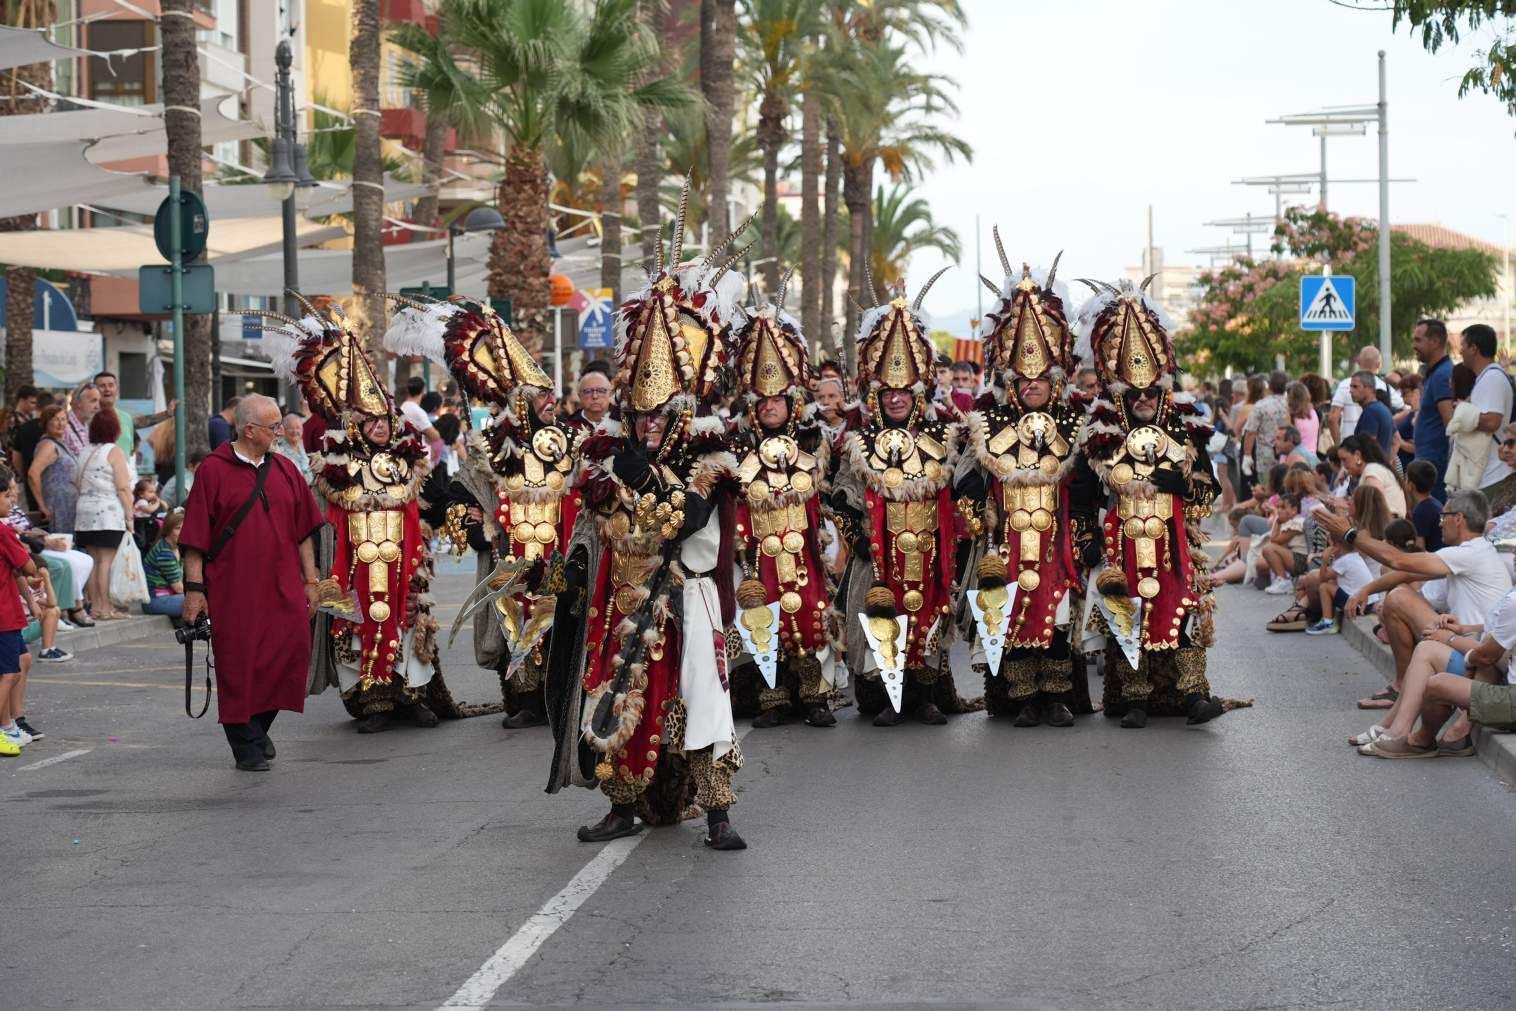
[185,646,211,718]
[206,457,272,564]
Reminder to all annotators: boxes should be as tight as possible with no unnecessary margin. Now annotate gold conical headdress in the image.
[734,304,808,400]
[1079,277,1174,390]
[857,298,933,390]
[984,256,1071,383]
[276,296,393,423]
[441,302,551,405]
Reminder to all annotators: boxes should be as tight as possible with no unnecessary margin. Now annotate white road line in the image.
[440,724,753,1008]
[17,748,92,771]
[439,834,645,1008]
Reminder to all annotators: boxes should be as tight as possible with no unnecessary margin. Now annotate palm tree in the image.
[160,0,213,448]
[799,64,825,355]
[390,17,490,231]
[821,38,971,360]
[700,0,737,238]
[867,183,960,289]
[442,0,691,356]
[739,0,819,294]
[0,0,53,405]
[820,114,841,361]
[633,0,667,274]
[349,0,387,362]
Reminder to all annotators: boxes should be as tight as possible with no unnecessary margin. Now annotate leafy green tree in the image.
[1385,1,1516,121]
[868,183,960,291]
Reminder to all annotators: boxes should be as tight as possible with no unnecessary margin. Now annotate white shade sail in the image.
[0,217,346,274]
[0,25,93,72]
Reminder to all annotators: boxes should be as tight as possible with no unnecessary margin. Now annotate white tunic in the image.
[678,512,736,762]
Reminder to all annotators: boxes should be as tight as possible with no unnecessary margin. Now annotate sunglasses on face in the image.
[1503,439,1516,449]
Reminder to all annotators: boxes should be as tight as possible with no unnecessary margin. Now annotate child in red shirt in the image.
[0,465,40,755]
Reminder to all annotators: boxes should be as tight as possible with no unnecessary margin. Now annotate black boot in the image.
[803,704,836,728]
[1120,706,1148,729]
[408,702,440,728]
[262,738,277,760]
[1012,702,1042,727]
[234,756,270,772]
[1185,693,1224,725]
[752,708,785,729]
[577,808,643,842]
[502,707,546,730]
[356,712,392,734]
[704,811,747,851]
[873,706,905,727]
[1044,702,1075,727]
[916,702,948,726]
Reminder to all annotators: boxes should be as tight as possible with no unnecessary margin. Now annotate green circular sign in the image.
[154,190,210,262]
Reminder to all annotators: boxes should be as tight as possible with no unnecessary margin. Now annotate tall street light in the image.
[262,36,317,408]
[446,204,505,294]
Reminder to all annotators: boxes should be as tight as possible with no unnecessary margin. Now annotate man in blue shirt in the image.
[1412,319,1453,500]
[1351,369,1397,458]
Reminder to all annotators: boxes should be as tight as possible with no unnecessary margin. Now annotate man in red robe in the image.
[181,394,325,771]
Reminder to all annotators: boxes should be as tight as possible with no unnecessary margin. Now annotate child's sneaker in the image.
[37,647,72,663]
[15,717,42,739]
[3,726,31,748]
[1264,575,1295,595]
[1305,618,1338,635]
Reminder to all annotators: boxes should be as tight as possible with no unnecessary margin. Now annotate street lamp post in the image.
[262,37,317,409]
[446,204,506,294]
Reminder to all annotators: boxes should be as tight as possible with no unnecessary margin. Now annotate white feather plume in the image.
[383,301,454,365]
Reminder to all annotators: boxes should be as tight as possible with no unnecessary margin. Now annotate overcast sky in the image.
[907,0,1516,331]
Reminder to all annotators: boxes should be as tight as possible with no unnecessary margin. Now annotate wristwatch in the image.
[184,580,206,593]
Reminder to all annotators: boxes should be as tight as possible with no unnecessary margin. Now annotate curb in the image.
[1341,615,1516,789]
[56,613,175,654]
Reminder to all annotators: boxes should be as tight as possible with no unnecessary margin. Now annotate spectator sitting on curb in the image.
[1314,489,1512,711]
[1351,584,1516,758]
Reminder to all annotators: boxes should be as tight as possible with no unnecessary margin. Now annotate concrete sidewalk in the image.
[1341,614,1516,788]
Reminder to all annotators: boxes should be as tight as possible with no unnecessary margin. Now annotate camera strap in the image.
[206,457,272,564]
[185,641,211,719]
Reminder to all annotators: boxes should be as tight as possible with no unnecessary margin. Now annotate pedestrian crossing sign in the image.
[1299,274,1355,331]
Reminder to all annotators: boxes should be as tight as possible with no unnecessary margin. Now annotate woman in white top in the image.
[1339,433,1406,518]
[72,411,134,620]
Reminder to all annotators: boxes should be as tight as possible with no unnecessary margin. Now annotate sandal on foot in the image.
[1437,735,1476,757]
[1348,725,1388,747]
[1266,604,1310,632]
[1357,687,1398,710]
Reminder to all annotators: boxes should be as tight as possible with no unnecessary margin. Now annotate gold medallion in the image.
[377,541,401,564]
[902,589,924,612]
[1123,517,1144,539]
[545,471,564,491]
[895,531,919,554]
[780,591,803,613]
[1030,508,1053,532]
[1110,462,1134,487]
[607,512,631,539]
[1018,569,1041,592]
[1039,455,1061,476]
[531,426,568,462]
[514,521,535,543]
[356,541,380,564]
[759,435,799,469]
[367,600,391,623]
[342,484,361,502]
[1010,510,1032,533]
[1143,516,1166,539]
[748,480,770,502]
[1125,425,1170,463]
[535,521,557,544]
[877,428,915,459]
[791,471,813,493]
[1137,576,1160,599]
[781,531,805,554]
[882,467,905,489]
[761,534,783,557]
[507,474,526,493]
[924,460,943,482]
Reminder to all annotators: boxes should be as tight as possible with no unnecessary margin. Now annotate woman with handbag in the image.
[72,412,134,620]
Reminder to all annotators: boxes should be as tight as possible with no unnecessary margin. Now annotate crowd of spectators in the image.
[1206,319,1516,760]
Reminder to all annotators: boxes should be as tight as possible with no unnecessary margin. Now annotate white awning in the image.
[0,26,93,72]
[0,217,346,274]
[94,175,432,221]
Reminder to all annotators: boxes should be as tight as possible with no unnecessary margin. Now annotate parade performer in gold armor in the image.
[544,190,750,850]
[728,274,839,729]
[1074,277,1224,728]
[958,244,1097,726]
[258,296,450,734]
[386,298,581,729]
[832,270,980,726]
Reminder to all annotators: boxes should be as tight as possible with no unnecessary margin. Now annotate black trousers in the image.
[222,710,277,762]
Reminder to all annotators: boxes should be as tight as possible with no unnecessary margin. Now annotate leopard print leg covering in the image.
[347,678,400,716]
[980,661,1015,716]
[1171,645,1210,697]
[1002,656,1039,701]
[1038,655,1074,697]
[1114,648,1154,703]
[600,777,646,806]
[758,685,790,713]
[794,656,827,706]
[689,742,743,810]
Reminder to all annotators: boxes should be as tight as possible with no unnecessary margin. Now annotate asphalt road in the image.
[5,566,1514,1010]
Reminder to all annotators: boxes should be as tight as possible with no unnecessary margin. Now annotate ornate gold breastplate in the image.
[503,426,577,496]
[737,434,818,502]
[343,451,411,501]
[1103,423,1189,491]
[976,407,1075,483]
[856,426,949,496]
[597,466,688,555]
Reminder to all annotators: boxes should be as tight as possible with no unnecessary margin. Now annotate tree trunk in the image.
[488,146,551,357]
[413,103,448,231]
[821,117,841,370]
[842,158,871,367]
[756,89,785,297]
[799,84,825,359]
[161,0,212,451]
[700,0,736,240]
[349,0,388,364]
[4,267,33,402]
[0,5,53,404]
[599,156,623,304]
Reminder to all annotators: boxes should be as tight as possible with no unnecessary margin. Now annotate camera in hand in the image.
[175,614,211,645]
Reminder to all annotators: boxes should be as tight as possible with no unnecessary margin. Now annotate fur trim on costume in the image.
[581,683,646,756]
[964,410,1080,487]
[311,424,431,510]
[842,428,958,499]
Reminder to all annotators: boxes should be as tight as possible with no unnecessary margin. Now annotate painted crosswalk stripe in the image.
[17,748,92,771]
